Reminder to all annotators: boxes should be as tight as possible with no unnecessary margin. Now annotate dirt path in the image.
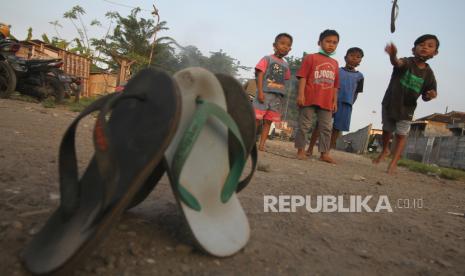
[1,99,464,275]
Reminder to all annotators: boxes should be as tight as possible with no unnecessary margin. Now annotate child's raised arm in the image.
[385,42,404,67]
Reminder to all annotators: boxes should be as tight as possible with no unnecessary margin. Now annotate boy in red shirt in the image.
[295,29,340,162]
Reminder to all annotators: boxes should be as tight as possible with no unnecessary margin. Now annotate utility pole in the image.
[148,3,160,66]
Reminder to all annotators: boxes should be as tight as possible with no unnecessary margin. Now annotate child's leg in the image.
[372,130,392,164]
[295,106,316,160]
[258,120,272,151]
[255,119,261,143]
[387,134,407,174]
[330,128,341,149]
[316,108,336,164]
[306,127,319,156]
[253,94,267,143]
[373,105,394,164]
[386,120,410,173]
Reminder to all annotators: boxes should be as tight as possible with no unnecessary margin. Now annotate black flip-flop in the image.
[215,73,257,192]
[20,68,180,275]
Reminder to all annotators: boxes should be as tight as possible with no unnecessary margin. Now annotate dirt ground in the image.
[1,98,464,276]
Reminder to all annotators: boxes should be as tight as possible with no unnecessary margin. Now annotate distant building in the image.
[404,111,465,169]
[410,111,465,137]
[89,72,118,95]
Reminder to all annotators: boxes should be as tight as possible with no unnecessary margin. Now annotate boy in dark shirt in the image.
[373,34,439,173]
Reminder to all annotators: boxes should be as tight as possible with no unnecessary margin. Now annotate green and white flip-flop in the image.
[165,67,250,257]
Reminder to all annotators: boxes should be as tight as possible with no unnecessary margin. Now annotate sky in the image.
[2,0,465,132]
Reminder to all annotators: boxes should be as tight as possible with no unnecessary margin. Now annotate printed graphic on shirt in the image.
[313,62,336,89]
[400,70,424,94]
[266,62,286,90]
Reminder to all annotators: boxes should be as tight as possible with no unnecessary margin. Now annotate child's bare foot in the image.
[387,162,397,174]
[372,150,389,164]
[320,153,336,164]
[258,145,265,151]
[297,149,307,160]
[306,149,313,156]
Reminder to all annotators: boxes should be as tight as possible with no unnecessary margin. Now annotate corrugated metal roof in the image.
[415,111,465,124]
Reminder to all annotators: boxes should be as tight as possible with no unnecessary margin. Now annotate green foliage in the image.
[10,93,39,103]
[176,46,250,77]
[41,34,51,44]
[397,159,465,181]
[25,5,243,80]
[63,5,93,57]
[90,20,102,27]
[92,7,168,72]
[51,38,70,50]
[49,20,63,40]
[285,55,303,73]
[205,50,241,76]
[91,7,247,77]
[177,46,207,68]
[26,27,33,41]
[66,96,99,112]
[281,54,304,123]
[41,98,56,108]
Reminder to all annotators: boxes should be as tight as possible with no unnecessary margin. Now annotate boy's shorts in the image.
[253,92,283,122]
[333,102,352,131]
[382,105,411,136]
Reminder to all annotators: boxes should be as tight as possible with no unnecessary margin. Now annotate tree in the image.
[63,5,101,57]
[206,50,235,75]
[177,46,207,68]
[176,47,250,77]
[64,6,89,49]
[49,20,63,39]
[92,7,179,73]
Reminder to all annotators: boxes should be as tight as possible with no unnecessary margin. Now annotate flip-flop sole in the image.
[20,68,180,274]
[165,67,249,257]
[127,73,257,209]
[215,73,257,192]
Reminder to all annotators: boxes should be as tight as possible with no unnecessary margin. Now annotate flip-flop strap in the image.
[236,144,258,192]
[59,93,118,216]
[94,92,147,209]
[171,98,246,211]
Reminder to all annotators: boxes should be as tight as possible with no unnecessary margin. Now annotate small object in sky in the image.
[391,0,399,33]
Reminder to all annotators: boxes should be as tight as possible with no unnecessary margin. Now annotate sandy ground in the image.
[0,98,464,275]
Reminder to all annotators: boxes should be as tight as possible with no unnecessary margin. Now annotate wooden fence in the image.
[16,40,91,97]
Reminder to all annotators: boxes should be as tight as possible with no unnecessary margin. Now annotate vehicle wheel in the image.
[45,76,65,104]
[0,61,17,98]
